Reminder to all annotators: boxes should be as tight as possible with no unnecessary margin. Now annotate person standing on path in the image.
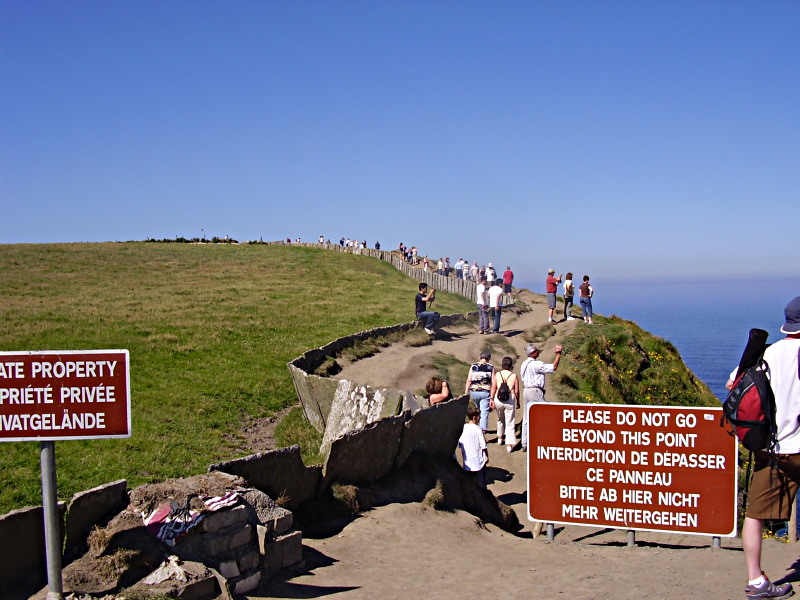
[465,350,494,433]
[476,276,489,334]
[519,343,563,452]
[458,406,489,489]
[739,296,800,600]
[490,356,520,453]
[563,272,575,321]
[414,282,439,335]
[503,266,514,294]
[546,268,562,324]
[488,278,504,334]
[579,275,594,324]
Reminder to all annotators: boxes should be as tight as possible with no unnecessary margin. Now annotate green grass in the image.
[552,315,718,407]
[0,242,475,513]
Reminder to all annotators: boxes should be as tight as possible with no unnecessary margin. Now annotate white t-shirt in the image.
[476,283,486,305]
[765,338,800,453]
[458,422,487,471]
[488,285,503,308]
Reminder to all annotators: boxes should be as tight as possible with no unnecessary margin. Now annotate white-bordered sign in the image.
[0,350,131,441]
[528,403,738,537]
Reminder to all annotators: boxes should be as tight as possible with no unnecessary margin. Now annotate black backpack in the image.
[497,373,510,401]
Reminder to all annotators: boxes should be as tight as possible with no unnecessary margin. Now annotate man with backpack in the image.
[737,296,800,599]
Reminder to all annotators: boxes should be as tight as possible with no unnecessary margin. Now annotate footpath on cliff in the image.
[249,288,799,600]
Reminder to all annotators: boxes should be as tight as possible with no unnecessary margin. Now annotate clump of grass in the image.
[331,483,360,513]
[274,407,324,466]
[424,479,445,509]
[482,335,518,361]
[314,357,341,376]
[405,328,434,347]
[424,352,470,387]
[524,323,556,343]
[552,315,717,407]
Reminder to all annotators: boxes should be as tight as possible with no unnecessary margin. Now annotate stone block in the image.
[200,505,248,534]
[238,550,260,573]
[228,524,253,551]
[233,570,261,594]
[64,479,128,560]
[218,559,240,580]
[256,524,270,555]
[261,537,282,575]
[279,530,303,568]
[202,532,233,559]
[272,511,293,536]
[178,575,220,600]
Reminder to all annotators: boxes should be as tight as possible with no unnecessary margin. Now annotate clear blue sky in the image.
[2,1,798,286]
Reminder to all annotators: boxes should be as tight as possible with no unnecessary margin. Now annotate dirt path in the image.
[248,289,799,600]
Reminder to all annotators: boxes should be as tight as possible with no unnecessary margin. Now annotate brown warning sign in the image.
[0,350,131,441]
[528,403,738,537]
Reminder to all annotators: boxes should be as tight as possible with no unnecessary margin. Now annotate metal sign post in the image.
[40,441,63,600]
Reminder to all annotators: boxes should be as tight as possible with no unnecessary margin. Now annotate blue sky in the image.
[2,1,798,286]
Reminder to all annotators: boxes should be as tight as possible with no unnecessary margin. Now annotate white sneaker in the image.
[567,317,575,321]
[425,328,434,335]
[497,439,503,445]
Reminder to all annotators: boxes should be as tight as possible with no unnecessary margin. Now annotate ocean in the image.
[519,277,799,401]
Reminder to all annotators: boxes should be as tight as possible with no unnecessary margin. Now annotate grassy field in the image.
[0,242,475,514]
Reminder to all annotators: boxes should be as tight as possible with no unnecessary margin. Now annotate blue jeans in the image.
[478,306,489,332]
[580,297,592,319]
[491,306,501,332]
[417,310,440,329]
[470,390,491,432]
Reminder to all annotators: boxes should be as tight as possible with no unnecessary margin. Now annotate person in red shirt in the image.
[545,268,562,323]
[502,266,514,293]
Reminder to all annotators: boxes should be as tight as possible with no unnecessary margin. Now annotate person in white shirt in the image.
[519,343,563,452]
[458,407,488,488]
[738,297,800,599]
[476,276,489,334]
[488,278,504,334]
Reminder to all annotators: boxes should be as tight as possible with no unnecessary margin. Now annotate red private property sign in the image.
[528,403,738,537]
[0,350,131,441]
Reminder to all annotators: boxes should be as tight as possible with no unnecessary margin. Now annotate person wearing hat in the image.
[545,268,563,324]
[519,343,563,452]
[739,296,800,599]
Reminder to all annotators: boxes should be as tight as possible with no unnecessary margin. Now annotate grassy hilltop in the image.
[0,242,474,513]
[0,243,717,514]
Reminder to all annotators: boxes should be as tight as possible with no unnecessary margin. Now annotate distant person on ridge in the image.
[737,296,800,600]
[470,261,479,282]
[488,278,504,334]
[546,268,562,324]
[579,275,594,325]
[503,266,514,293]
[485,263,496,283]
[563,272,575,321]
[415,282,439,335]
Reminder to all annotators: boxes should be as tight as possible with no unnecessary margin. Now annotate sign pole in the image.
[40,441,63,600]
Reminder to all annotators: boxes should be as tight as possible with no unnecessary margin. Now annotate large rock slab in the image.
[210,445,322,512]
[322,413,407,490]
